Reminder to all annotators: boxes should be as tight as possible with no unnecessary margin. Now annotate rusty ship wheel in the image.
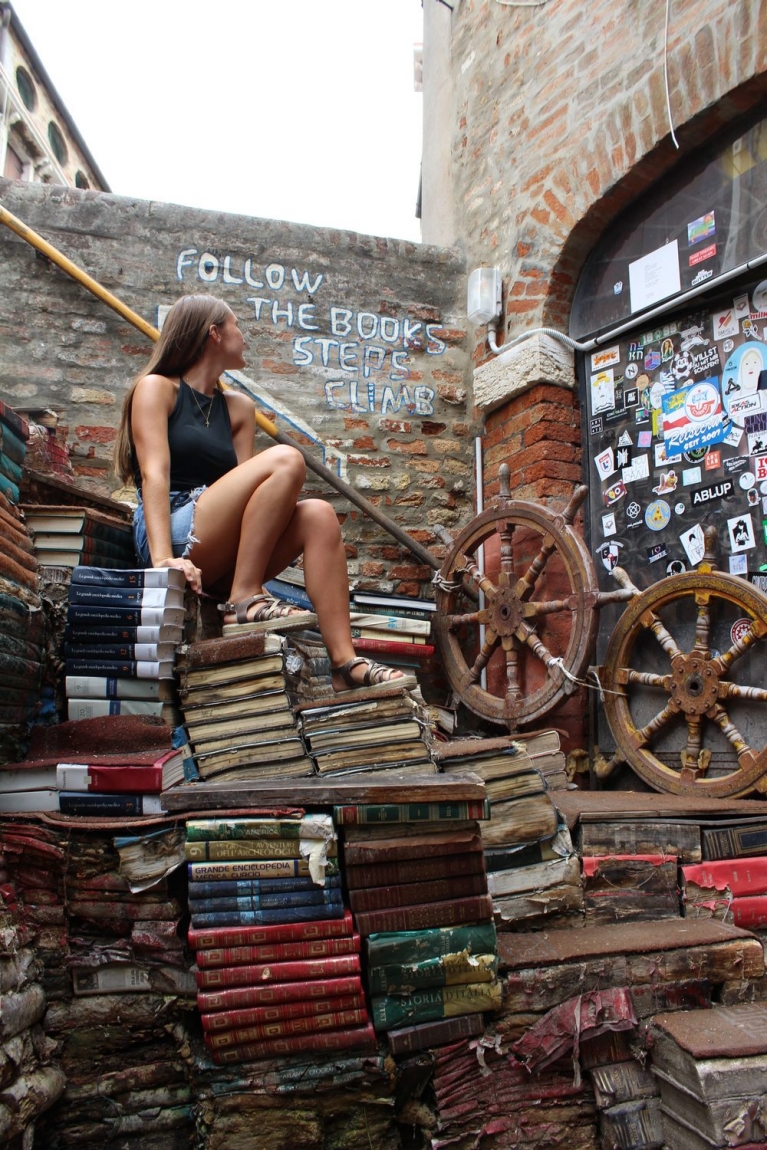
[600,564,767,797]
[433,472,632,728]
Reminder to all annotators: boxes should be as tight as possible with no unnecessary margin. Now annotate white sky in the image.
[11,0,424,242]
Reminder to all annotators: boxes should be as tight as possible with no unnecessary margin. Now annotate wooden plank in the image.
[161,771,485,811]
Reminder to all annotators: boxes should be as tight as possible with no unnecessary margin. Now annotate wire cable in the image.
[664,0,680,149]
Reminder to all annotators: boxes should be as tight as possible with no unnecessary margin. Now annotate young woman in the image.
[114,293,413,694]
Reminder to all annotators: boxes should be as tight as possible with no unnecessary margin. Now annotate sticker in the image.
[628,342,644,362]
[671,351,694,381]
[591,346,620,371]
[748,488,760,507]
[739,472,756,490]
[645,350,661,371]
[691,347,720,376]
[762,496,767,514]
[591,369,615,414]
[713,308,740,341]
[752,575,767,592]
[667,559,686,575]
[729,554,748,576]
[728,513,755,553]
[745,410,767,434]
[647,543,668,563]
[617,430,633,447]
[645,499,671,531]
[723,339,735,354]
[595,447,616,479]
[684,445,711,464]
[691,480,734,507]
[663,379,724,455]
[661,338,675,362]
[704,450,721,471]
[622,454,649,483]
[653,470,678,495]
[596,541,623,571]
[589,416,604,436]
[747,430,767,457]
[723,424,744,447]
[616,445,632,469]
[733,293,750,319]
[692,267,714,287]
[637,430,652,448]
[722,342,767,424]
[626,501,641,519]
[724,455,749,476]
[604,480,627,506]
[680,524,705,566]
[758,466,767,486]
[730,620,752,647]
[687,211,716,245]
[655,442,682,467]
[613,281,623,295]
[675,502,686,514]
[689,242,716,266]
[602,512,617,537]
[682,467,702,486]
[752,280,767,313]
[743,319,763,340]
[625,363,639,380]
[680,325,708,351]
[650,382,667,409]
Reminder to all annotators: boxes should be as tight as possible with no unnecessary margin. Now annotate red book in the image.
[730,896,767,929]
[210,1022,377,1063]
[348,873,488,913]
[344,852,486,890]
[188,908,354,951]
[195,933,361,969]
[682,858,767,897]
[197,974,363,1014]
[343,828,483,867]
[56,748,183,794]
[201,992,366,1032]
[352,636,435,659]
[352,894,494,938]
[195,953,361,990]
[204,1007,369,1048]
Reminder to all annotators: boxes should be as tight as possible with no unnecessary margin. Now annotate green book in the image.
[185,816,330,842]
[333,799,491,826]
[366,922,497,967]
[368,952,499,995]
[371,979,502,1030]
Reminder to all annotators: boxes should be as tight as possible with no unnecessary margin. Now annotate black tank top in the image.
[133,378,239,492]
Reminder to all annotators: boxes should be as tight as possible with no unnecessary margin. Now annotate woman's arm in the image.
[130,373,202,592]
[225,389,259,463]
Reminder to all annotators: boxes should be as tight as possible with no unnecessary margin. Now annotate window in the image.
[15,66,37,111]
[3,144,24,181]
[47,121,68,165]
[75,170,90,189]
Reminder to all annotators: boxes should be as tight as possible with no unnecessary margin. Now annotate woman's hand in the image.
[153,556,203,595]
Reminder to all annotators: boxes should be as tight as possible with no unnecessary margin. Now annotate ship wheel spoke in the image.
[712,618,767,675]
[498,523,515,578]
[718,681,767,704]
[692,592,712,657]
[516,622,568,685]
[640,609,684,663]
[503,640,522,701]
[633,702,678,748]
[445,610,483,632]
[514,533,557,602]
[707,702,752,759]
[465,628,501,685]
[617,668,672,690]
[682,716,706,774]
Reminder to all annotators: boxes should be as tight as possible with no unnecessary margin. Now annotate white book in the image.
[67,698,175,721]
[65,675,171,699]
[0,767,57,793]
[0,789,60,813]
[348,612,432,636]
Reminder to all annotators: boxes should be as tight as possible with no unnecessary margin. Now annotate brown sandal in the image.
[330,656,417,696]
[218,592,317,635]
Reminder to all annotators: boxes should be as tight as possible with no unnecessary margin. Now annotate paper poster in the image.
[629,240,681,313]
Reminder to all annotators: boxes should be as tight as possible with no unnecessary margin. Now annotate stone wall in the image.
[0,180,475,595]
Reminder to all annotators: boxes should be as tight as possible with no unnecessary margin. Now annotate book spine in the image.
[0,418,27,462]
[682,859,767,898]
[701,825,767,860]
[351,597,435,618]
[194,953,361,990]
[365,920,499,966]
[386,1012,485,1054]
[188,859,339,884]
[368,952,498,995]
[185,839,309,862]
[351,636,435,658]
[344,852,486,888]
[371,980,502,1030]
[210,1022,376,1063]
[67,699,176,722]
[188,908,354,950]
[348,612,432,635]
[204,1007,369,1048]
[348,873,487,913]
[58,792,163,816]
[191,905,347,929]
[263,578,314,609]
[70,567,183,588]
[64,659,168,679]
[333,800,490,825]
[65,625,181,644]
[56,763,163,794]
[350,628,426,643]
[730,896,767,928]
[196,974,363,1012]
[64,642,175,661]
[188,876,341,900]
[65,675,164,699]
[200,992,365,1031]
[67,584,182,607]
[185,818,305,841]
[67,605,181,626]
[343,833,483,867]
[189,890,344,914]
[195,933,361,969]
[352,894,494,938]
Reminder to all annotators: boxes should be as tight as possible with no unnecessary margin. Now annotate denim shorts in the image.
[133,486,207,566]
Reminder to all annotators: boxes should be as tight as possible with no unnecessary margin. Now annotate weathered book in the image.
[351,628,428,644]
[185,838,337,862]
[351,590,436,614]
[386,1012,485,1055]
[369,952,498,995]
[182,691,291,724]
[70,566,185,588]
[660,1111,767,1150]
[584,889,680,926]
[211,1021,377,1063]
[197,974,363,1013]
[349,611,432,636]
[366,921,497,966]
[205,1006,370,1048]
[343,826,484,867]
[189,888,344,915]
[22,503,131,538]
[352,893,494,937]
[0,400,28,440]
[64,657,175,680]
[191,903,347,929]
[177,629,283,667]
[371,979,502,1030]
[582,854,679,894]
[67,603,186,628]
[299,691,420,730]
[601,1099,664,1150]
[186,712,296,748]
[313,743,431,775]
[351,636,435,659]
[485,771,547,803]
[334,799,491,825]
[66,697,181,723]
[480,793,560,848]
[0,413,28,458]
[65,674,176,699]
[348,872,488,913]
[587,1058,659,1108]
[71,964,155,995]
[55,748,183,794]
[578,818,702,863]
[487,855,580,897]
[493,881,585,927]
[701,818,767,861]
[37,547,135,569]
[682,857,767,900]
[31,530,133,557]
[195,953,361,990]
[186,816,327,842]
[306,718,425,751]
[656,1073,767,1147]
[434,735,531,778]
[58,791,165,816]
[189,906,353,951]
[188,858,340,885]
[64,641,178,662]
[201,992,366,1032]
[195,932,360,969]
[188,875,342,901]
[345,851,487,890]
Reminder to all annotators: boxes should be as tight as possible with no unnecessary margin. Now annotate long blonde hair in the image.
[114,294,232,482]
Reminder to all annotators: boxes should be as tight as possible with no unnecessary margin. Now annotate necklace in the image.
[182,377,215,427]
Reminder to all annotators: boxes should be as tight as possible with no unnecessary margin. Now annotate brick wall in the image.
[0,180,475,596]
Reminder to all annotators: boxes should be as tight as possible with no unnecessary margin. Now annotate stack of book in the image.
[335,806,502,1042]
[349,589,436,672]
[0,398,27,506]
[22,503,135,569]
[298,687,433,776]
[681,856,767,933]
[582,853,680,926]
[581,1027,663,1150]
[483,822,583,930]
[650,1003,767,1150]
[511,728,569,791]
[186,814,376,1064]
[15,405,72,481]
[176,632,313,782]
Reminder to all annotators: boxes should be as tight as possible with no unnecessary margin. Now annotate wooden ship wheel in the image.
[598,533,767,797]
[432,468,633,729]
